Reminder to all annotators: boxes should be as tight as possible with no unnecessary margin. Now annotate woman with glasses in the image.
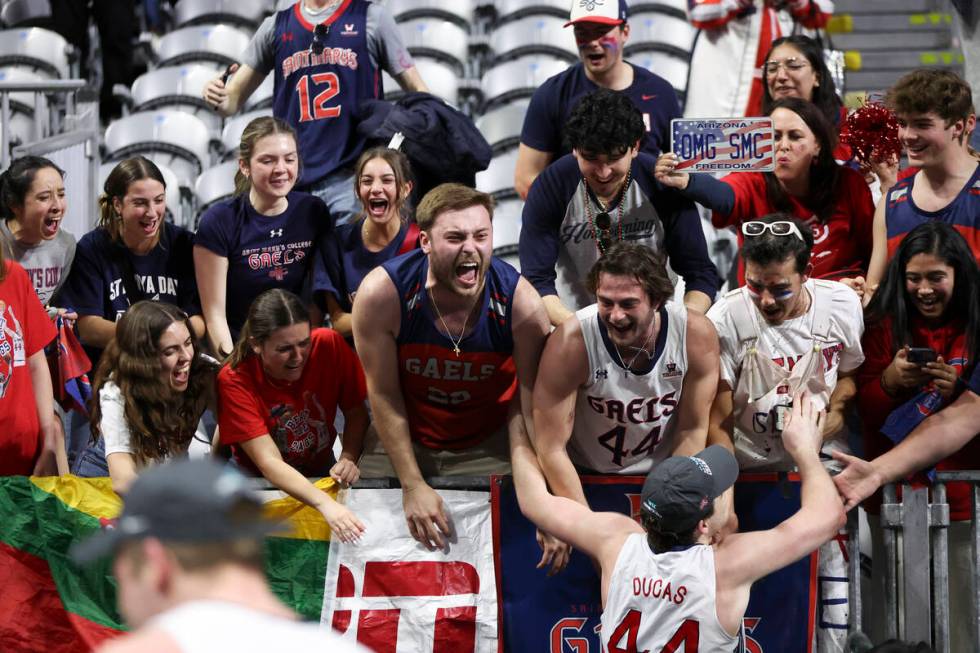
[655,97,875,295]
[855,221,980,647]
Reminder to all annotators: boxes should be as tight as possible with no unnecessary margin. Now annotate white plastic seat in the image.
[387,0,472,27]
[174,0,267,29]
[626,10,698,58]
[103,110,212,189]
[220,108,273,160]
[98,160,183,226]
[154,24,251,68]
[1,0,53,27]
[128,64,224,129]
[475,148,519,198]
[398,18,468,69]
[194,161,239,215]
[475,100,528,152]
[492,197,523,253]
[481,54,569,106]
[495,0,568,22]
[0,27,70,78]
[383,56,458,105]
[489,15,577,61]
[630,48,690,95]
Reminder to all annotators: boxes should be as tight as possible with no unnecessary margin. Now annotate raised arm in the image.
[202,63,266,117]
[193,245,233,356]
[707,382,735,451]
[864,197,888,301]
[510,278,550,440]
[670,312,720,456]
[351,268,450,549]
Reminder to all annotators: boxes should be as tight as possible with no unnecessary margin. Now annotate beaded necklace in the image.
[582,170,632,256]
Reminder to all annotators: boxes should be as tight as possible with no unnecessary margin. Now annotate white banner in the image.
[321,488,498,653]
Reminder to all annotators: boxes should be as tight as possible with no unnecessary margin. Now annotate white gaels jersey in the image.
[570,302,688,474]
[601,534,738,653]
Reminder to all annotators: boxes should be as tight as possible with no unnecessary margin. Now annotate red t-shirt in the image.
[857,316,977,520]
[216,328,367,477]
[0,261,57,475]
[713,166,875,282]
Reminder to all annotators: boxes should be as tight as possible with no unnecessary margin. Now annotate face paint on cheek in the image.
[772,289,794,301]
[598,35,618,53]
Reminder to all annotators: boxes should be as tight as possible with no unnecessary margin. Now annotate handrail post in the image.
[1,91,10,169]
[930,482,950,653]
[882,483,901,640]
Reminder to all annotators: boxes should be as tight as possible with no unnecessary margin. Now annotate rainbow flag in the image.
[0,475,339,652]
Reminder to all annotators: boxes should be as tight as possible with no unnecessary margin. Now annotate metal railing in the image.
[0,79,88,168]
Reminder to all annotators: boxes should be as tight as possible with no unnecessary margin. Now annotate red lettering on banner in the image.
[741,617,764,653]
[362,560,479,596]
[550,617,589,653]
[433,606,477,653]
[626,494,643,523]
[357,608,400,653]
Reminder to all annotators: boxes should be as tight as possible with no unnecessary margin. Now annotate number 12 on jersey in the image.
[295,72,341,122]
[607,611,699,653]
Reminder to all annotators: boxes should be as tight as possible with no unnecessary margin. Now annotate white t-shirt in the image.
[707,278,865,390]
[99,380,208,459]
[150,600,372,653]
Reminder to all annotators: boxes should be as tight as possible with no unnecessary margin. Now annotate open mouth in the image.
[456,260,480,286]
[172,364,189,386]
[585,52,605,65]
[368,197,389,216]
[42,216,61,236]
[916,295,940,309]
[905,143,927,157]
[139,216,159,236]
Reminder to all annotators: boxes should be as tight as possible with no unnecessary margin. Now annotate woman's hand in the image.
[330,457,361,487]
[881,346,929,396]
[923,356,959,401]
[653,153,691,190]
[838,276,866,300]
[321,497,366,543]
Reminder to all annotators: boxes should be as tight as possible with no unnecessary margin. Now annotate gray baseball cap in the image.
[640,445,739,535]
[71,459,280,564]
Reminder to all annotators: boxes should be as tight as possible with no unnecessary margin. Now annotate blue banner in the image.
[492,474,816,653]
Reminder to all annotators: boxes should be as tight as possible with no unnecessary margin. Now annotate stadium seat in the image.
[103,110,212,190]
[383,56,459,105]
[0,27,71,78]
[495,0,569,22]
[154,24,251,68]
[630,48,690,97]
[626,9,698,59]
[489,15,577,62]
[475,147,519,199]
[173,0,268,29]
[398,18,469,71]
[387,0,473,28]
[1,0,52,27]
[474,99,528,152]
[194,161,238,219]
[481,54,569,107]
[492,197,522,271]
[98,159,185,227]
[220,108,273,160]
[126,64,224,130]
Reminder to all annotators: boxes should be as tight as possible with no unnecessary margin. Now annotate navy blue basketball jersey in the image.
[273,1,380,186]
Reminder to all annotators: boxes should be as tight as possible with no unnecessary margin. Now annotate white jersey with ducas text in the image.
[570,301,688,474]
[601,534,738,653]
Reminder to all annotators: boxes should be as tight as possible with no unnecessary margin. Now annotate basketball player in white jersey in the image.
[512,394,845,653]
[531,243,719,572]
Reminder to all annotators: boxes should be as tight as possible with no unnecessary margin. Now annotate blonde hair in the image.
[415,183,494,232]
[234,117,299,196]
[97,157,167,242]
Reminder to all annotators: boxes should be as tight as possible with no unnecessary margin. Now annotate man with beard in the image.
[513,0,681,199]
[519,89,718,328]
[352,183,550,549]
[530,243,719,573]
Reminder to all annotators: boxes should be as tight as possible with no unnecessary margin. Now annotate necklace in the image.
[583,170,632,256]
[613,313,658,376]
[430,292,471,357]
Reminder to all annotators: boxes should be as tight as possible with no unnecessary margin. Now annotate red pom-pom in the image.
[840,100,902,164]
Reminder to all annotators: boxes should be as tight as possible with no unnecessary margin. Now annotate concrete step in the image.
[845,67,963,91]
[830,30,952,50]
[827,12,952,33]
[843,49,964,71]
[832,0,938,14]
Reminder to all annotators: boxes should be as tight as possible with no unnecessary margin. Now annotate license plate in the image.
[670,118,774,172]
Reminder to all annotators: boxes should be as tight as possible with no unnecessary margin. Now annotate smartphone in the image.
[907,347,937,365]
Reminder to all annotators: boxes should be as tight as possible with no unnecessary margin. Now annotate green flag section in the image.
[0,474,339,652]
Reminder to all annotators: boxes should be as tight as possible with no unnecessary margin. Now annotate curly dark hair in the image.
[740,213,814,273]
[586,242,674,306]
[563,89,645,156]
[865,222,980,361]
[764,97,841,224]
[90,301,216,467]
[761,35,843,125]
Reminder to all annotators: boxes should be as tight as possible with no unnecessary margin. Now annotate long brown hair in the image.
[90,301,216,466]
[234,116,299,196]
[97,157,167,243]
[227,288,310,368]
[353,147,414,221]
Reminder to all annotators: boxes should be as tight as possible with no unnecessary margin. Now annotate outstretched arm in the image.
[670,312,720,456]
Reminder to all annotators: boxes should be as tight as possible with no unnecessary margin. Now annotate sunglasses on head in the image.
[310,22,330,55]
[594,211,613,252]
[741,220,805,243]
